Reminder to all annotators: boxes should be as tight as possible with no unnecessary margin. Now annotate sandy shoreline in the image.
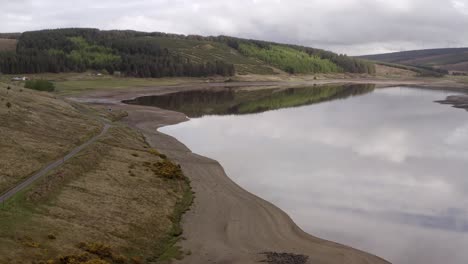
[72,79,468,264]
[115,103,390,264]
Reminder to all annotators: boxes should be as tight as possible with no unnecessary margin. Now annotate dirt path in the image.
[0,124,110,203]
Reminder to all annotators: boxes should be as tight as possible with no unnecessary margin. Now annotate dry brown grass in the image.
[0,124,191,263]
[0,38,17,52]
[375,64,417,78]
[0,83,101,194]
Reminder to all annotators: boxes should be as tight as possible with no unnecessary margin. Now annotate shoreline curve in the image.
[75,81,393,264]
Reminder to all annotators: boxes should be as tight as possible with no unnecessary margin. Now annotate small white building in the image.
[11,76,29,81]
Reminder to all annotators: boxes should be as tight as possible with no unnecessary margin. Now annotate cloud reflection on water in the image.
[161,87,468,264]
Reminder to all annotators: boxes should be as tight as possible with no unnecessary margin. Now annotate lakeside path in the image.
[69,79,413,264]
[0,124,110,203]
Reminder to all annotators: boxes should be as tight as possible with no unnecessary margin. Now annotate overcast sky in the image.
[1,0,468,55]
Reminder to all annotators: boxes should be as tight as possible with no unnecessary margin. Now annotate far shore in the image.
[67,75,468,105]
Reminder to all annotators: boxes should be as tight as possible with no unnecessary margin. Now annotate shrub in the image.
[24,80,55,92]
[148,148,161,156]
[130,257,143,264]
[57,254,91,263]
[83,260,110,264]
[152,160,183,180]
[22,241,40,248]
[77,242,112,258]
[111,254,127,264]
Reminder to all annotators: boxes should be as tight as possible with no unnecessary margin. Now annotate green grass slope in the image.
[151,36,275,74]
[238,43,340,74]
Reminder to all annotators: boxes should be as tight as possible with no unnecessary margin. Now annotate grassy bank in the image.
[0,73,208,95]
[0,124,193,264]
[0,82,101,194]
[0,83,193,263]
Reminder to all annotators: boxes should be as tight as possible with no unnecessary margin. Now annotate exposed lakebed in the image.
[129,85,468,264]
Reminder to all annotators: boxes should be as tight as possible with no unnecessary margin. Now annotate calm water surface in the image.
[159,87,468,264]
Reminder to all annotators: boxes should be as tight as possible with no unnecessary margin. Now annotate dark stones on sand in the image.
[259,252,309,264]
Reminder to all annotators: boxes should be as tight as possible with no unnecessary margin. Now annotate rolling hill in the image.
[0,28,374,77]
[360,48,468,73]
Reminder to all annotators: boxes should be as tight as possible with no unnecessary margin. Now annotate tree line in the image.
[0,28,373,76]
[0,29,235,77]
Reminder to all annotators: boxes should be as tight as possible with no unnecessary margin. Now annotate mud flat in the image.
[436,95,468,110]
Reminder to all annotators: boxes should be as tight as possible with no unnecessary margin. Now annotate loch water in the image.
[149,85,467,264]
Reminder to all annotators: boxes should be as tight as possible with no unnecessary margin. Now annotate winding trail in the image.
[0,124,110,203]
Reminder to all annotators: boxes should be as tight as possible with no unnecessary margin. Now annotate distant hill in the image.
[0,33,21,39]
[0,28,374,77]
[360,48,468,73]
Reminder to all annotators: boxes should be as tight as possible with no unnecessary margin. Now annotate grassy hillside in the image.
[151,36,275,74]
[360,48,468,73]
[374,64,417,78]
[0,81,192,263]
[238,43,340,74]
[369,60,446,77]
[0,82,101,193]
[0,28,375,77]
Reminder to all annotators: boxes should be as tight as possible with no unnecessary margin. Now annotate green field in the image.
[53,76,200,95]
[0,73,205,95]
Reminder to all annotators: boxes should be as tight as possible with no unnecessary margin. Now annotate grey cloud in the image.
[0,0,467,55]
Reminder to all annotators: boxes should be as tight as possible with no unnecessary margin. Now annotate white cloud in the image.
[446,123,468,145]
[355,129,410,163]
[453,0,468,15]
[1,0,468,55]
